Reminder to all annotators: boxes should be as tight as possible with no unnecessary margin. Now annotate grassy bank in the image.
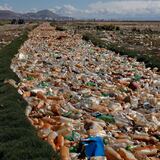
[0,20,10,26]
[82,33,160,70]
[0,32,59,160]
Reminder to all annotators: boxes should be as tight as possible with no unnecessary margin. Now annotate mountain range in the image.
[0,9,73,20]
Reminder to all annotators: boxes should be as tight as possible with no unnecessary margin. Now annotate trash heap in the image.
[11,23,160,160]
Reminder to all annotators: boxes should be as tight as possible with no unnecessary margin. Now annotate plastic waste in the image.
[105,146,122,160]
[81,136,105,159]
[10,23,160,159]
[60,146,71,160]
[118,148,138,160]
[92,112,115,123]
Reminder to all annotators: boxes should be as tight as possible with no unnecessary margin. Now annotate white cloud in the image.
[29,8,38,13]
[88,1,160,15]
[51,1,160,19]
[51,4,81,17]
[50,6,61,13]
[0,4,12,10]
[1,1,160,19]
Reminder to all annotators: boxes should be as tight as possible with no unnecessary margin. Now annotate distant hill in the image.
[0,9,73,20]
[0,10,21,19]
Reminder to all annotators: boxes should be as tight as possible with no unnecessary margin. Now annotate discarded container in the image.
[11,23,160,160]
[133,145,158,156]
[60,146,70,160]
[81,136,105,159]
[105,146,122,160]
[118,148,137,160]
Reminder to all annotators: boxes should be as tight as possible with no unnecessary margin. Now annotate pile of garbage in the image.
[11,23,160,160]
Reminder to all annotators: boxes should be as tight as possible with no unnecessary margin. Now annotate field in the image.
[53,21,160,70]
[0,22,36,50]
[0,20,10,26]
[0,21,160,160]
[0,23,59,160]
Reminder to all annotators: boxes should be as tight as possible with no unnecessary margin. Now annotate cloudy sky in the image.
[0,0,160,20]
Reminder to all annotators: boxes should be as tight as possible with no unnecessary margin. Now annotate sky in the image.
[0,0,160,20]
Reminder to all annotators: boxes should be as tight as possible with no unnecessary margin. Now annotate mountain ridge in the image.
[0,9,73,20]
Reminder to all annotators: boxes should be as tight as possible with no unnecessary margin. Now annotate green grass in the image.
[106,44,160,69]
[82,33,160,70]
[0,20,10,26]
[82,32,106,48]
[96,24,119,31]
[0,32,60,160]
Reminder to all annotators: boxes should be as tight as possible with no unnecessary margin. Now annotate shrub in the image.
[55,26,67,31]
[82,33,106,48]
[96,24,116,31]
[11,19,17,24]
[115,26,120,31]
[132,27,140,32]
[18,19,25,24]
